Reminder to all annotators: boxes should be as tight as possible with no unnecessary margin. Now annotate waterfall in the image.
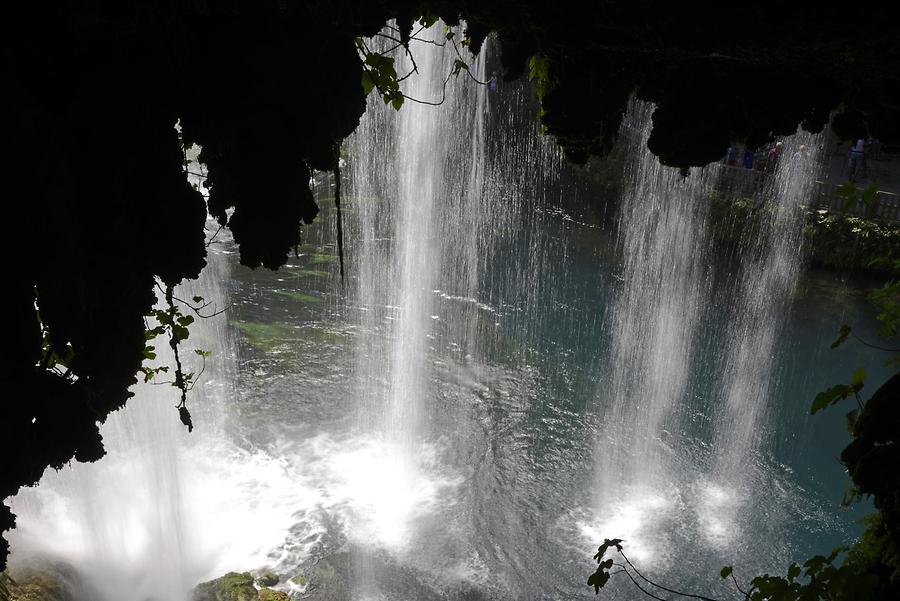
[347,20,491,542]
[6,26,851,601]
[597,100,717,492]
[350,24,492,447]
[591,98,829,569]
[712,131,825,480]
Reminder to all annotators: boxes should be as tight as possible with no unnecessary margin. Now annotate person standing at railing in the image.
[791,144,810,164]
[847,138,867,182]
[765,141,784,173]
[743,146,756,169]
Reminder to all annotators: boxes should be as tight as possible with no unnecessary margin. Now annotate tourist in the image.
[743,146,755,169]
[766,141,784,173]
[847,138,867,182]
[791,144,810,163]
[725,146,738,166]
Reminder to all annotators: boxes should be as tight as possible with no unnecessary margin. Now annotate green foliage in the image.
[356,41,405,110]
[736,547,882,601]
[869,281,900,338]
[587,539,621,594]
[835,182,881,214]
[810,367,866,415]
[140,285,215,431]
[709,192,900,276]
[354,19,489,117]
[528,54,557,101]
[832,324,852,348]
[804,212,900,277]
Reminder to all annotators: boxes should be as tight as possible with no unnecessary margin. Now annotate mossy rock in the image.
[1,573,12,601]
[256,572,278,587]
[258,588,290,601]
[1,567,73,601]
[193,572,258,601]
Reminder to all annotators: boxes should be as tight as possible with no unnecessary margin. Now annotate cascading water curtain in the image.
[349,24,488,448]
[344,20,497,598]
[590,98,830,581]
[711,131,825,480]
[596,99,717,497]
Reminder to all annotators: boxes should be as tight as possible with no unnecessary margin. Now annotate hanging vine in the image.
[141,282,224,432]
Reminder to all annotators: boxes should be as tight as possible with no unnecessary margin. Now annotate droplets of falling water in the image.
[588,99,829,574]
[347,21,493,523]
[711,130,826,482]
[597,99,719,496]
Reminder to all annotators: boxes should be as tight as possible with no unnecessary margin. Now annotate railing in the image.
[809,181,900,222]
[715,162,900,223]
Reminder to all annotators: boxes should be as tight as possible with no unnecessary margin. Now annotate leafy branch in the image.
[35,296,76,381]
[589,539,721,600]
[141,281,219,432]
[354,17,491,111]
[589,539,866,601]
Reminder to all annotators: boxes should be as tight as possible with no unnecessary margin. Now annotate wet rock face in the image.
[302,552,350,601]
[0,564,78,601]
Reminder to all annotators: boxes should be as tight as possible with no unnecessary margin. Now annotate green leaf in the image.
[831,324,851,348]
[587,568,610,593]
[851,367,866,387]
[787,563,801,581]
[172,324,190,342]
[361,70,375,96]
[811,384,851,414]
[594,538,624,562]
[192,296,204,304]
[861,183,879,206]
[720,566,733,579]
[418,13,438,28]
